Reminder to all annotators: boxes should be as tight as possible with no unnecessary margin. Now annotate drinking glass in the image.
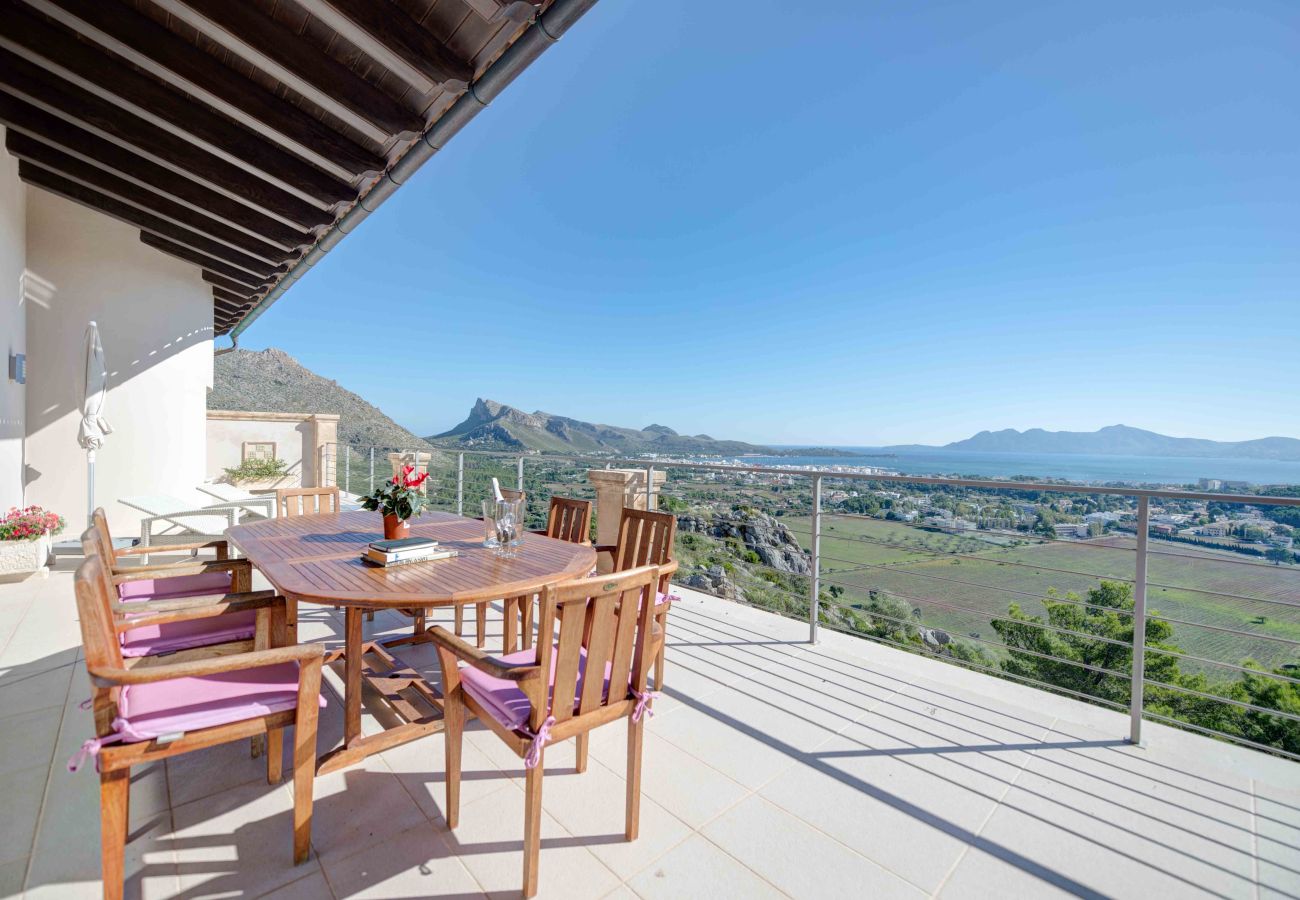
[482,499,499,548]
[494,499,523,558]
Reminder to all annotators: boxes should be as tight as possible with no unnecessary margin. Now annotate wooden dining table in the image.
[225,509,597,774]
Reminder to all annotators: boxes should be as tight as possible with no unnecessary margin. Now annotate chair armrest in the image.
[88,641,324,686]
[593,544,617,555]
[660,558,680,576]
[116,539,230,558]
[111,558,249,583]
[114,590,280,630]
[426,626,541,682]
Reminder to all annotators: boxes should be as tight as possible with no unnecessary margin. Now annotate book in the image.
[369,536,438,554]
[361,547,458,567]
[370,545,442,563]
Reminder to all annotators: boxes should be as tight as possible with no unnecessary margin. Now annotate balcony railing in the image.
[319,443,1300,762]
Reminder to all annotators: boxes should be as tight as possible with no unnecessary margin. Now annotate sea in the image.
[737,448,1300,487]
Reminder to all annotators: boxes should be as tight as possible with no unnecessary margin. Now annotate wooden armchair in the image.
[595,508,679,691]
[70,554,325,900]
[430,565,661,898]
[274,487,368,630]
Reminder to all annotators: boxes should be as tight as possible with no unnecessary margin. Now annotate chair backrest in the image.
[91,508,116,560]
[530,565,659,733]
[277,486,340,517]
[611,508,677,572]
[74,553,125,735]
[544,496,591,545]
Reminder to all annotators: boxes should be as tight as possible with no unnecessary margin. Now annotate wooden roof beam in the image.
[19,162,288,279]
[140,233,272,290]
[156,0,425,140]
[28,0,386,179]
[203,270,264,295]
[0,94,317,248]
[305,0,473,93]
[463,0,543,24]
[212,286,253,307]
[0,55,336,230]
[0,2,355,206]
[5,130,291,264]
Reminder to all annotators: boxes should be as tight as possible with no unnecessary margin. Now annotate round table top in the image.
[225,509,597,608]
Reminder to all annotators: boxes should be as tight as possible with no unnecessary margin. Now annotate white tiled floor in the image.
[1,559,1298,899]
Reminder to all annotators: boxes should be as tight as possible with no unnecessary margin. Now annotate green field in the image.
[789,514,1300,672]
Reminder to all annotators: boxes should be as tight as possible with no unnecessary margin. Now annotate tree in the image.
[1265,547,1292,565]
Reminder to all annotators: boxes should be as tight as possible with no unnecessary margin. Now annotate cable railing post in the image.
[810,474,822,644]
[368,446,375,492]
[456,452,464,516]
[343,445,350,496]
[516,456,525,492]
[645,464,655,509]
[1129,494,1150,746]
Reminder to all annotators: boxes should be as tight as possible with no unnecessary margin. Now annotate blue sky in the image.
[240,0,1300,446]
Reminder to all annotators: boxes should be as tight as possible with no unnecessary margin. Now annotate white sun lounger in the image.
[195,482,277,520]
[117,495,248,564]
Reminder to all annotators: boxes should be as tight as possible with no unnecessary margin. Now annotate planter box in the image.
[0,534,52,581]
[228,475,297,492]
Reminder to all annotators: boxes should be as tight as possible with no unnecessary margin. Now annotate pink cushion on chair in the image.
[120,611,258,658]
[656,591,679,606]
[117,571,233,602]
[113,662,324,743]
[460,648,613,733]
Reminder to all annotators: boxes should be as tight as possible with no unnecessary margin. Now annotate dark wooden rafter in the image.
[19,162,288,278]
[202,270,262,295]
[31,0,386,179]
[463,0,542,24]
[211,286,253,307]
[0,95,317,249]
[140,233,272,290]
[0,51,335,230]
[312,0,474,92]
[5,131,291,264]
[159,0,426,138]
[0,2,355,206]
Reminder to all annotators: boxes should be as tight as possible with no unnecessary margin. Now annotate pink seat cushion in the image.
[118,571,232,603]
[656,591,679,606]
[113,662,324,743]
[461,647,616,733]
[120,611,257,658]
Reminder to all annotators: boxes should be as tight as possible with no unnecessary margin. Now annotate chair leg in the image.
[626,716,644,841]
[653,639,667,692]
[266,727,284,784]
[475,602,487,650]
[292,665,323,865]
[575,733,589,773]
[523,758,544,898]
[444,689,464,829]
[99,768,129,900]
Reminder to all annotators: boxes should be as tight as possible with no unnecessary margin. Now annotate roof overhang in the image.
[0,0,598,338]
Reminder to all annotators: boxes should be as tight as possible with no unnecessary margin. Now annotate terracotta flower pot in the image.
[383,514,410,540]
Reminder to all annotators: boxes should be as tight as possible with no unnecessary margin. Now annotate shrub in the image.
[223,457,289,483]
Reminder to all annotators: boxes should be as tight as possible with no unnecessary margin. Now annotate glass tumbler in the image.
[482,499,499,548]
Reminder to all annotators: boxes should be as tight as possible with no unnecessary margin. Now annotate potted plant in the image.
[0,506,65,580]
[222,457,294,490]
[358,465,430,539]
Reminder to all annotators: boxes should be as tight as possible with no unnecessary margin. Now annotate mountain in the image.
[210,348,433,450]
[893,425,1300,461]
[429,399,772,456]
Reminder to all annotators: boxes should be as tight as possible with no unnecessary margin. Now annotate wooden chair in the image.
[430,565,661,898]
[275,486,340,517]
[595,508,679,690]
[274,487,369,628]
[503,497,593,653]
[454,488,528,647]
[71,554,324,900]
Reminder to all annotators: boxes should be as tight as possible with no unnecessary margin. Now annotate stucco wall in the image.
[207,413,319,487]
[0,131,25,513]
[23,190,213,537]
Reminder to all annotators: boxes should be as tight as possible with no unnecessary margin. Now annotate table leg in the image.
[503,598,518,655]
[344,606,363,746]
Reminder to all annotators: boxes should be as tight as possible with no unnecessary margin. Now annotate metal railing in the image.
[318,443,1300,759]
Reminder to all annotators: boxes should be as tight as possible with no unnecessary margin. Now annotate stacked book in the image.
[362,536,457,568]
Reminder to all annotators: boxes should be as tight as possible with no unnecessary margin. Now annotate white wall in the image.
[23,190,213,537]
[0,131,25,513]
[206,414,309,486]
